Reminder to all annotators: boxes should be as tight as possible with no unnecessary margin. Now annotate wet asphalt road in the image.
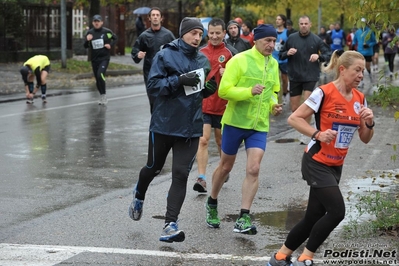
[1,84,399,265]
[0,85,294,265]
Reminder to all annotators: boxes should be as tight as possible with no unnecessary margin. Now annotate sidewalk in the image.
[0,54,144,103]
[1,54,398,103]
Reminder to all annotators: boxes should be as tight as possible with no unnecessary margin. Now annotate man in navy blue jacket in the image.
[128,17,217,243]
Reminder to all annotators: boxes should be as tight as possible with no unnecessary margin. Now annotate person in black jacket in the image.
[131,7,175,113]
[84,14,118,105]
[318,26,332,46]
[225,20,251,53]
[279,15,330,144]
[128,17,217,243]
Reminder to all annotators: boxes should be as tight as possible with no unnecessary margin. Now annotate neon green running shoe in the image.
[205,202,220,228]
[233,213,257,235]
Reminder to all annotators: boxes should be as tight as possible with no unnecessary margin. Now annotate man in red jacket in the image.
[193,18,237,193]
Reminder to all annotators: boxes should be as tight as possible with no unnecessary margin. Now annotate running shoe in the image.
[233,213,257,234]
[292,260,313,266]
[193,177,207,193]
[128,189,144,221]
[26,98,33,104]
[42,95,47,103]
[267,253,293,266]
[102,95,108,105]
[159,222,185,243]
[205,202,220,228]
[98,95,103,105]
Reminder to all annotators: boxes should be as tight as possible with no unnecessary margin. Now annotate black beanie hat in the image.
[254,24,277,40]
[179,17,204,37]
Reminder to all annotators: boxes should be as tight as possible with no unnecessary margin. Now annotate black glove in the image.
[363,43,369,48]
[205,77,217,95]
[178,72,200,86]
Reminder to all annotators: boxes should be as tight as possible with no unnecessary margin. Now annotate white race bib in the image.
[332,122,358,149]
[92,39,104,50]
[183,68,205,96]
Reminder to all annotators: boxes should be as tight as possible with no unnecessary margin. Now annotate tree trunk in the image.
[224,0,231,24]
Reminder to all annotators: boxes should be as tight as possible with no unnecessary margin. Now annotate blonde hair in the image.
[324,50,365,80]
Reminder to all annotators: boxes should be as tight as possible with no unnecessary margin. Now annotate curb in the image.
[74,69,142,80]
[0,72,145,104]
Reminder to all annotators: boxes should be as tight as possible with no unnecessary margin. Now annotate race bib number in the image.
[333,38,341,45]
[92,39,104,49]
[274,42,283,52]
[332,122,357,149]
[183,68,205,96]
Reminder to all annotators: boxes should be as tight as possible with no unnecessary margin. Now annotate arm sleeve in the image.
[83,30,91,48]
[269,64,280,113]
[352,33,357,46]
[279,41,289,60]
[131,35,143,64]
[110,31,118,47]
[147,52,180,100]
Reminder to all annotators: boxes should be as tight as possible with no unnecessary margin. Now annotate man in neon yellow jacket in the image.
[205,24,283,235]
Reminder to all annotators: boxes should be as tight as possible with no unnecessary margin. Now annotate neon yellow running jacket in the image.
[218,46,280,132]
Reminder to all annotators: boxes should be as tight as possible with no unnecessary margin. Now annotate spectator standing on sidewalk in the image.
[131,7,175,113]
[84,14,118,105]
[128,17,217,243]
[205,24,283,235]
[267,50,374,266]
[193,18,237,193]
[279,15,331,144]
[20,55,50,104]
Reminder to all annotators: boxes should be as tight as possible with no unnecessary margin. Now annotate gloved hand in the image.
[178,72,200,86]
[363,43,369,48]
[205,77,217,94]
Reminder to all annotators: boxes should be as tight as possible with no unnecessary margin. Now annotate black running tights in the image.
[91,60,109,95]
[284,186,346,252]
[135,132,199,224]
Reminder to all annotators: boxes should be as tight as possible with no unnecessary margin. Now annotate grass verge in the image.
[51,58,137,74]
[343,190,399,238]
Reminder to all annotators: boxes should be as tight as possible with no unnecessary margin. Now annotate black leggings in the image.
[284,186,345,252]
[91,60,109,95]
[135,132,199,224]
[385,53,396,73]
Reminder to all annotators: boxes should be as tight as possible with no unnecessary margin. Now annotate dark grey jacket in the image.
[279,32,331,82]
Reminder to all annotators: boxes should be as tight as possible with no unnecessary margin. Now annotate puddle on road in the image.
[224,209,305,231]
[344,170,399,196]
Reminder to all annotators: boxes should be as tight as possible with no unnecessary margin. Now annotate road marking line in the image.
[0,243,272,263]
[0,93,147,119]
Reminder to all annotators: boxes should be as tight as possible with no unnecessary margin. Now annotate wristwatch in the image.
[365,121,375,129]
